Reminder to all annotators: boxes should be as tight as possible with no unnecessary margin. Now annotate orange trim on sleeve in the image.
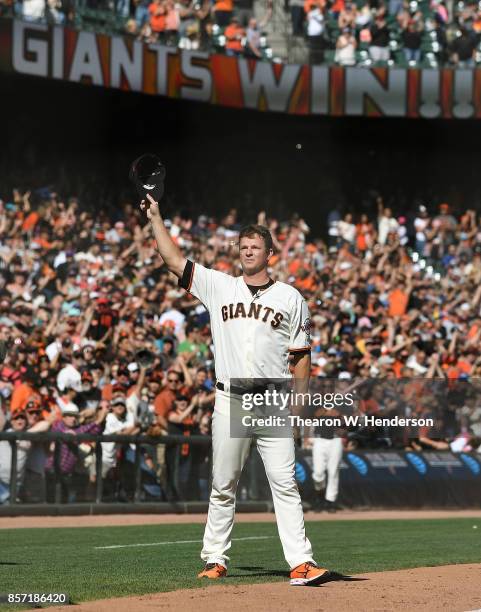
[289,346,311,353]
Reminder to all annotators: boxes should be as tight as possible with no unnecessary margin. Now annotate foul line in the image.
[95,535,275,550]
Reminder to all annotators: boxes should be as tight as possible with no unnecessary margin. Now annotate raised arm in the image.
[140,194,186,278]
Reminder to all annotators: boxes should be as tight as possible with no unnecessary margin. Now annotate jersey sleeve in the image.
[178,259,221,311]
[289,293,311,354]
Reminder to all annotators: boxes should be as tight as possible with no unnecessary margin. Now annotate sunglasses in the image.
[168,378,180,383]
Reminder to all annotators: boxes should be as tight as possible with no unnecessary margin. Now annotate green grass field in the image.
[1,518,481,609]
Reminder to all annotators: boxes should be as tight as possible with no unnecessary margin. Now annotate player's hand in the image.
[140,194,160,220]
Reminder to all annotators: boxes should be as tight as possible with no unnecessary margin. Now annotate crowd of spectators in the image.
[0,0,273,56]
[4,0,481,66]
[123,0,270,52]
[1,187,481,505]
[287,0,481,66]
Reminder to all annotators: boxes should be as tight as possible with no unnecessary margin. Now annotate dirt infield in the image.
[3,509,481,529]
[31,563,481,612]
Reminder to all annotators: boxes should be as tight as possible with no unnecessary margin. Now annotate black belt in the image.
[216,381,286,396]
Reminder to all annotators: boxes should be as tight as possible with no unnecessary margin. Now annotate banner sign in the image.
[295,450,481,507]
[239,450,481,507]
[3,18,481,118]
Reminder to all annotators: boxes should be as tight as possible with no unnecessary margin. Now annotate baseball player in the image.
[141,193,330,586]
[310,408,343,513]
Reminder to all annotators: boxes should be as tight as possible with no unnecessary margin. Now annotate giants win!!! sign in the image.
[2,18,481,118]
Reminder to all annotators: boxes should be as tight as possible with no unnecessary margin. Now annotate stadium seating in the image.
[10,0,481,67]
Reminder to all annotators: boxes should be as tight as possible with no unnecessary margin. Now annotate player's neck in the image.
[242,269,270,286]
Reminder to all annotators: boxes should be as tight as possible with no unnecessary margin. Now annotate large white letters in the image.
[345,68,406,116]
[238,60,300,112]
[13,19,48,78]
[180,51,212,102]
[69,31,103,85]
[111,37,142,91]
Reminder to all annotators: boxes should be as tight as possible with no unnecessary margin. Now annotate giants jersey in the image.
[179,260,311,382]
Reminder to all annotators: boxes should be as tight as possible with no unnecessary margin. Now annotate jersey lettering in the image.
[221,302,282,327]
[182,260,311,380]
[271,312,284,328]
[262,306,274,322]
[234,303,247,318]
[248,303,262,319]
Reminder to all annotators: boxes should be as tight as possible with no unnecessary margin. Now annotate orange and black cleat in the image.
[197,563,228,579]
[289,562,330,586]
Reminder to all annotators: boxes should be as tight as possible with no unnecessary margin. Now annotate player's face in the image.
[239,235,270,276]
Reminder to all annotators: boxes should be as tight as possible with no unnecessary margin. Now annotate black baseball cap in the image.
[129,154,166,202]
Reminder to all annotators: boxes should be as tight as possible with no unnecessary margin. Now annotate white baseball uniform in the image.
[312,437,343,502]
[179,260,315,569]
[312,417,343,503]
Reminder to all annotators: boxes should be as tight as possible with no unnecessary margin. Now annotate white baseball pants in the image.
[311,437,343,502]
[200,390,314,569]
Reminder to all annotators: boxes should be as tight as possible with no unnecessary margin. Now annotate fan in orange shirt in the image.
[388,286,410,317]
[224,17,245,55]
[304,0,325,12]
[214,0,233,26]
[32,230,54,250]
[149,0,167,37]
[288,258,303,275]
[456,352,475,376]
[22,211,39,233]
[355,215,374,252]
[10,369,41,414]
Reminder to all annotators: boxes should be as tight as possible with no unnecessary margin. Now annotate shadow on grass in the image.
[229,566,287,578]
[0,561,30,565]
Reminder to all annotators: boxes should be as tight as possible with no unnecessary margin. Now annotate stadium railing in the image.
[0,430,212,506]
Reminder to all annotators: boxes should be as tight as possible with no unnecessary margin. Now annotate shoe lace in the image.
[204,563,217,570]
[297,562,317,577]
[204,563,225,574]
